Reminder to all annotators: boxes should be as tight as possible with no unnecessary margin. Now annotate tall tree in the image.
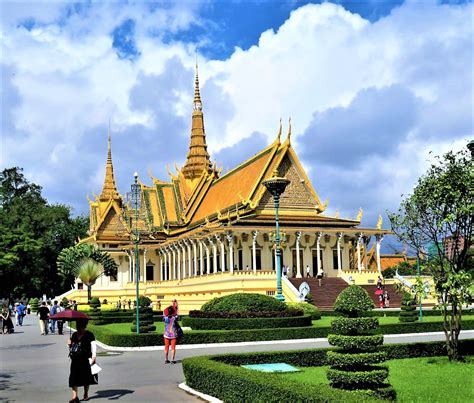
[389,149,473,361]
[0,167,88,298]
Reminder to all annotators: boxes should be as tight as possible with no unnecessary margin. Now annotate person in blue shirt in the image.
[17,301,26,326]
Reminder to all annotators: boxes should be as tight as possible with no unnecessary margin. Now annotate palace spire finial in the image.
[99,123,120,201]
[286,117,292,144]
[182,61,213,181]
[193,61,202,111]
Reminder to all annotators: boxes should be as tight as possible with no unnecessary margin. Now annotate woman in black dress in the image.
[68,319,97,402]
[1,305,14,334]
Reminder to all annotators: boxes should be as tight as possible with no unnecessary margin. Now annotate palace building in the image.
[68,66,392,311]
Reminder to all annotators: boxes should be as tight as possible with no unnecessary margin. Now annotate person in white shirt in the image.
[306,265,311,278]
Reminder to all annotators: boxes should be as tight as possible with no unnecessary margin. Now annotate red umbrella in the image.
[375,289,384,296]
[50,310,90,320]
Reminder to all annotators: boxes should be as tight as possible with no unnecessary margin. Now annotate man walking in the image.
[37,302,50,335]
[306,265,311,278]
[50,300,59,334]
[17,301,26,326]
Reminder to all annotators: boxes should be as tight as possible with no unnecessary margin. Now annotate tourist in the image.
[27,302,31,314]
[17,301,26,326]
[73,300,78,311]
[1,305,14,334]
[245,265,249,271]
[317,268,324,287]
[128,299,131,310]
[172,299,179,315]
[14,303,20,326]
[50,300,60,334]
[234,264,238,271]
[68,319,97,402]
[306,265,311,278]
[376,276,383,290]
[378,294,384,309]
[37,301,50,335]
[283,266,287,277]
[163,306,179,364]
[384,291,390,308]
[57,302,65,335]
[157,300,162,312]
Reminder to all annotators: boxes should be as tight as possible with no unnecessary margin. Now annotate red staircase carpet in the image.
[289,277,403,310]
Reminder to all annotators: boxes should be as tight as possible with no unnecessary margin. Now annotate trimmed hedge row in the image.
[182,340,474,402]
[188,309,303,318]
[327,367,389,389]
[331,317,379,335]
[320,308,474,317]
[182,314,312,330]
[328,334,385,352]
[89,319,474,347]
[326,351,387,368]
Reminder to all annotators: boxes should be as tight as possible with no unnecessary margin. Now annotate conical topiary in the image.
[88,297,104,325]
[30,298,39,313]
[399,293,418,323]
[327,285,395,400]
[131,296,156,333]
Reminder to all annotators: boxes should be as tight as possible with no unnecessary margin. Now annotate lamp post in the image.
[131,172,140,334]
[262,169,290,302]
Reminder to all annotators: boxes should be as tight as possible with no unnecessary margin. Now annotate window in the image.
[332,249,339,270]
[146,265,154,281]
[77,283,83,290]
[109,272,118,282]
[312,249,323,273]
[256,249,262,270]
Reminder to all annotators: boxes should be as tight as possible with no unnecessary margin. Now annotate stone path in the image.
[2,315,473,402]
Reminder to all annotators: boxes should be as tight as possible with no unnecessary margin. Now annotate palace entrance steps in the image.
[289,277,403,310]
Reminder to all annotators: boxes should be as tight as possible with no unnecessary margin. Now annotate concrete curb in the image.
[95,329,474,352]
[178,382,222,403]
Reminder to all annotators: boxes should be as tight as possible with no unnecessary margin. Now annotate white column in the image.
[376,234,383,273]
[165,249,170,281]
[199,240,204,276]
[337,233,342,274]
[216,235,225,272]
[172,247,176,280]
[159,251,163,281]
[180,241,186,279]
[176,245,181,280]
[316,232,322,276]
[227,232,234,274]
[187,240,192,277]
[127,251,133,282]
[252,230,258,273]
[296,231,302,278]
[210,237,217,274]
[143,249,147,283]
[193,240,198,276]
[357,233,363,273]
[204,241,210,275]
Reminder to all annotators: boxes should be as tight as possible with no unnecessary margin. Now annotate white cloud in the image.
[1,0,472,228]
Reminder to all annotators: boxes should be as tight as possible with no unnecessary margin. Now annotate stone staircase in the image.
[289,277,404,309]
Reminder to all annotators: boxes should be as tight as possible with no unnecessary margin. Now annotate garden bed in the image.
[182,340,474,402]
[88,316,474,347]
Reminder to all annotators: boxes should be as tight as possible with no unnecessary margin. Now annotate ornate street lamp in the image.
[262,169,290,302]
[131,172,140,334]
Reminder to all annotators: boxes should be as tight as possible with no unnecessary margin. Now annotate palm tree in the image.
[74,258,103,302]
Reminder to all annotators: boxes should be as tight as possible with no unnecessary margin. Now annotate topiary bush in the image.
[333,285,374,317]
[30,298,39,313]
[131,296,156,333]
[201,293,286,314]
[328,285,395,399]
[399,294,418,323]
[61,297,69,309]
[287,302,321,320]
[88,297,104,325]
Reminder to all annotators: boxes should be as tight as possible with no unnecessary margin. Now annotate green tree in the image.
[75,259,102,302]
[57,243,118,289]
[389,149,473,361]
[0,167,88,298]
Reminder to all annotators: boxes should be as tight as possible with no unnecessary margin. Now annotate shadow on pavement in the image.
[89,389,134,400]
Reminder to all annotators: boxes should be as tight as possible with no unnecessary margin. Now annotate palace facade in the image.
[69,67,390,311]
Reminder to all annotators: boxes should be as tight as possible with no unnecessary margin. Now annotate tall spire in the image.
[99,123,121,201]
[182,62,212,181]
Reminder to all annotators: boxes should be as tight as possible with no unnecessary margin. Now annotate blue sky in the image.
[2,0,473,252]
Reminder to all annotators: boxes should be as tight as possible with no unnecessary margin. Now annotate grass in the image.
[99,321,165,333]
[277,357,473,402]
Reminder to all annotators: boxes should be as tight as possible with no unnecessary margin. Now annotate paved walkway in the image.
[2,315,473,402]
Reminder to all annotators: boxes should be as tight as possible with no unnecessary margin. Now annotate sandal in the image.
[171,360,177,364]
[165,360,170,364]
[83,396,90,401]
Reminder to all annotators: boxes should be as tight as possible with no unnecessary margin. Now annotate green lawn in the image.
[279,357,473,402]
[99,321,165,333]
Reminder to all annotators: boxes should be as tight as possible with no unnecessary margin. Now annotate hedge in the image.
[201,293,286,313]
[327,367,389,389]
[331,317,379,335]
[182,314,312,330]
[89,319,474,347]
[326,351,387,368]
[320,308,474,317]
[328,334,384,351]
[188,309,303,318]
[182,340,474,402]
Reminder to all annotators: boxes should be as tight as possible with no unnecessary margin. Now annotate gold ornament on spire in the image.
[287,117,292,143]
[182,61,213,181]
[376,214,383,230]
[356,207,363,222]
[277,118,282,143]
[99,124,121,201]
